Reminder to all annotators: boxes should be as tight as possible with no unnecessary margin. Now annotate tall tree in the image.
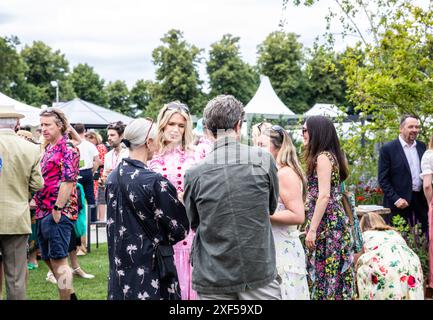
[257,31,309,113]
[105,80,134,117]
[21,41,75,105]
[0,36,27,97]
[130,79,153,115]
[207,34,259,105]
[70,63,107,106]
[305,45,347,107]
[150,29,204,116]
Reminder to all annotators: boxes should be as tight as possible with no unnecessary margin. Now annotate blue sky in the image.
[1,0,363,88]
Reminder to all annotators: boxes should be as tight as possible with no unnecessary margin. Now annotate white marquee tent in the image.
[244,76,296,121]
[56,98,134,128]
[304,103,345,118]
[0,92,41,127]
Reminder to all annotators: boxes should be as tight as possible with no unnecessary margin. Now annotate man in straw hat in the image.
[0,105,44,300]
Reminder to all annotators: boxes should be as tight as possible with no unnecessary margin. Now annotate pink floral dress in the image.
[148,146,197,300]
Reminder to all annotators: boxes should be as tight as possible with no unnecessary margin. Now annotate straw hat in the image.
[0,105,24,119]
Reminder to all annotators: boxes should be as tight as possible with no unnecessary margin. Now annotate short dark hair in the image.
[107,121,126,136]
[74,123,86,134]
[400,114,419,127]
[203,95,244,137]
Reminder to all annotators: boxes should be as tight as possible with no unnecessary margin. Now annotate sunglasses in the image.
[161,102,190,118]
[143,117,154,142]
[302,127,308,134]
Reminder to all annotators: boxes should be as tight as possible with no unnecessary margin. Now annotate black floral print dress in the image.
[106,158,189,300]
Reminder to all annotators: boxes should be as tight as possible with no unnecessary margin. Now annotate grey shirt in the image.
[184,136,279,294]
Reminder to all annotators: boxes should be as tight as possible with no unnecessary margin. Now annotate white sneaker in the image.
[46,271,57,284]
[72,267,95,279]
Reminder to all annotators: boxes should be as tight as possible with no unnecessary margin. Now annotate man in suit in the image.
[0,105,44,299]
[378,115,428,237]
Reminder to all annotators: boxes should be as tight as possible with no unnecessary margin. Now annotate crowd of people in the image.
[0,96,431,300]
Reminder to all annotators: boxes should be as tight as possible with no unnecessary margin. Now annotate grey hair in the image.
[0,118,18,129]
[123,118,155,150]
[203,95,244,137]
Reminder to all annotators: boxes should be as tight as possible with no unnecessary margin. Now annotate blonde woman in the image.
[356,212,424,300]
[258,125,310,299]
[148,101,197,300]
[252,121,272,146]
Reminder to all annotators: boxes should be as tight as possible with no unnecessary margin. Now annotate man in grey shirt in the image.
[184,95,281,300]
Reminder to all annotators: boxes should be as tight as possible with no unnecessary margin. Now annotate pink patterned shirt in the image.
[33,135,80,220]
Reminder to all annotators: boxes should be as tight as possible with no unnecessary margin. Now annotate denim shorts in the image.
[37,214,75,260]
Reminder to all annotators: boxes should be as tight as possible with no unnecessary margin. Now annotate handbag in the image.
[116,166,177,281]
[340,183,364,253]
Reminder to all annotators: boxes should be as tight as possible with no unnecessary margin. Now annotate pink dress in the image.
[148,146,197,300]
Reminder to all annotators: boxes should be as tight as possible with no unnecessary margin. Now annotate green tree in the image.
[207,34,259,105]
[130,79,154,115]
[257,31,309,114]
[0,36,27,97]
[305,45,347,107]
[291,0,433,189]
[70,63,107,106]
[151,29,205,116]
[105,80,134,117]
[21,41,75,105]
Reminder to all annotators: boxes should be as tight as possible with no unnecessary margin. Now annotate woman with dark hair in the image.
[302,115,355,300]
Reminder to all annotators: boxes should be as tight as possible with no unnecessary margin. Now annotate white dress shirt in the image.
[399,135,422,192]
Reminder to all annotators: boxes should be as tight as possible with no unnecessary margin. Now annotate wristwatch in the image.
[53,204,63,211]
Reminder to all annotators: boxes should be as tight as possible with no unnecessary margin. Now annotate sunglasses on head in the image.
[161,102,190,118]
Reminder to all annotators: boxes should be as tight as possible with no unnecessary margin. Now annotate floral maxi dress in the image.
[305,151,355,300]
[357,230,424,300]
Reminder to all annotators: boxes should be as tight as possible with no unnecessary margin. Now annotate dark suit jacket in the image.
[378,138,426,211]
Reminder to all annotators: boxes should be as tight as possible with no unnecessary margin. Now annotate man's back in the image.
[0,130,43,234]
[184,137,279,294]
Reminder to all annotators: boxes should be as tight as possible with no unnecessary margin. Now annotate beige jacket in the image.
[0,130,43,234]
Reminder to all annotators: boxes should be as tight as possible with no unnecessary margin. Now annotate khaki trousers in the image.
[0,234,28,300]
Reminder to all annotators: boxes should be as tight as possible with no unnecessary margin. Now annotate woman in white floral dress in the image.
[258,125,310,299]
[357,212,424,300]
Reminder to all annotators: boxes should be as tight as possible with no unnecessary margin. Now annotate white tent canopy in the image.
[56,98,134,128]
[244,76,296,120]
[304,103,345,118]
[0,92,41,127]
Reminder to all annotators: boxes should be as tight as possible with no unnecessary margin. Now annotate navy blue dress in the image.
[106,158,189,300]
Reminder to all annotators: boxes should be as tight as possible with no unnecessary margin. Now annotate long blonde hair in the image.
[262,126,307,201]
[155,101,194,153]
[359,212,395,232]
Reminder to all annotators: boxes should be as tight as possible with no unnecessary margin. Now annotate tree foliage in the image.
[151,29,205,116]
[70,63,107,106]
[207,34,259,105]
[105,80,134,117]
[257,31,309,114]
[130,79,154,115]
[21,41,75,105]
[0,36,27,97]
[290,0,433,189]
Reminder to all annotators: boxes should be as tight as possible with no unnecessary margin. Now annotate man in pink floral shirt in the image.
[33,107,80,300]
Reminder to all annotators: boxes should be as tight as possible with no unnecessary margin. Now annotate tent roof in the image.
[244,76,295,119]
[0,92,41,127]
[57,98,134,128]
[304,103,345,118]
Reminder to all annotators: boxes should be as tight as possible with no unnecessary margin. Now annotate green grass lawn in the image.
[26,243,109,300]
